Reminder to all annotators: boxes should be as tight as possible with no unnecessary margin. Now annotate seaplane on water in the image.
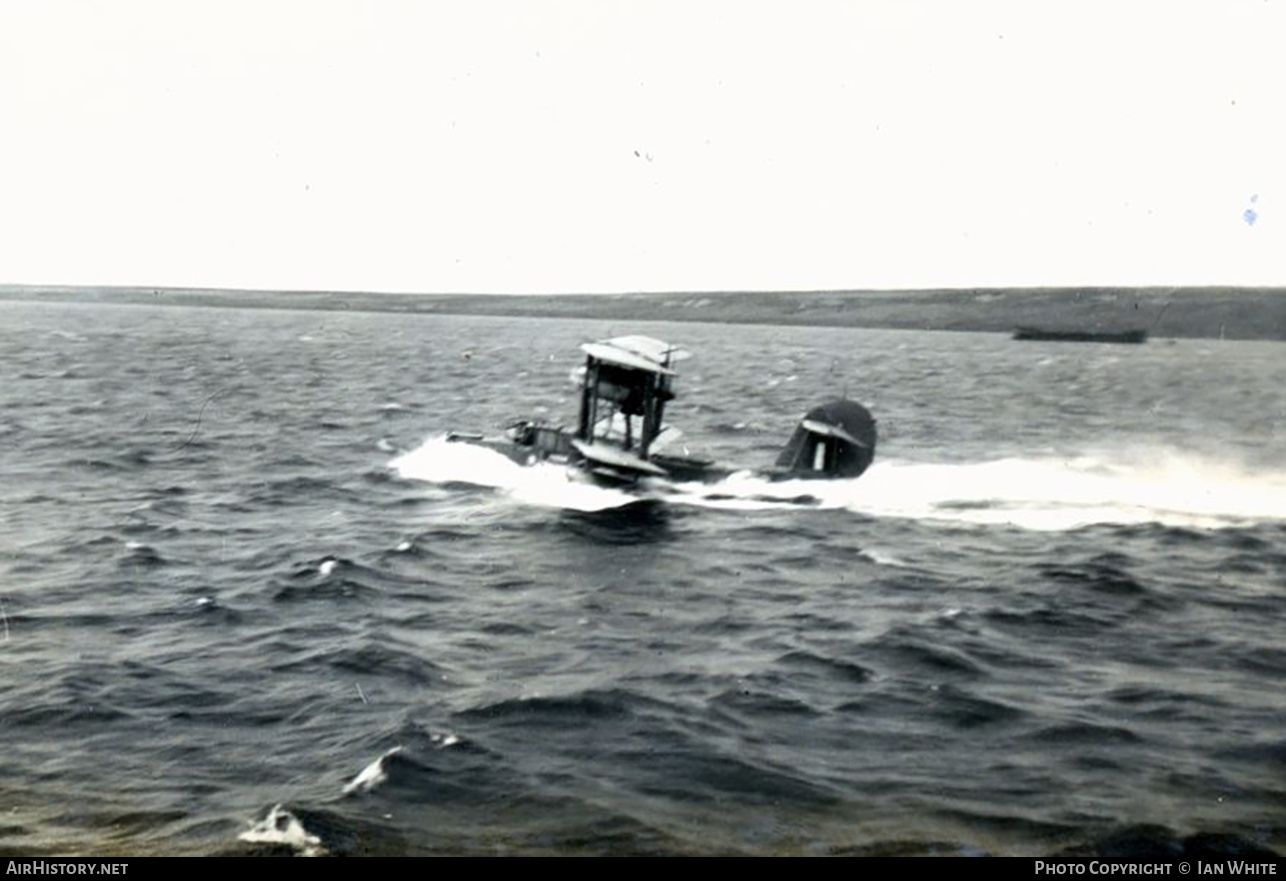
[445,335,877,487]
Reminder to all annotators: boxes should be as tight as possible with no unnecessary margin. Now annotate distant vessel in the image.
[1013,327,1148,344]
[446,335,877,486]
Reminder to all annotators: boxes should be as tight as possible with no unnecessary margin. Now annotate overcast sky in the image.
[1,1,1282,294]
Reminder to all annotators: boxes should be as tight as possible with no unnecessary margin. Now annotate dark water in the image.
[1,300,1283,856]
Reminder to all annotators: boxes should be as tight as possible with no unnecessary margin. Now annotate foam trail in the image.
[851,452,1286,530]
[391,436,638,512]
[663,450,1286,530]
[394,437,1284,530]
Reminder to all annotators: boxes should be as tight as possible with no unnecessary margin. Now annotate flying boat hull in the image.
[445,336,877,489]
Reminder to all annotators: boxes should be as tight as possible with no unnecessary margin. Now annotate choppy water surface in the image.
[1,301,1283,856]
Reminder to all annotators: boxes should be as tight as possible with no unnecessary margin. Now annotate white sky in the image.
[1,1,1282,294]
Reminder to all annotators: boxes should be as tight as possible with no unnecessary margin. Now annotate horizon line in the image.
[5,281,1286,299]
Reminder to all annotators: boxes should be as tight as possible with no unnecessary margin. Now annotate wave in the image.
[343,746,404,796]
[236,804,326,857]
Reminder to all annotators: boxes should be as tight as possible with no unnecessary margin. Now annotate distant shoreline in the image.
[2,284,1284,341]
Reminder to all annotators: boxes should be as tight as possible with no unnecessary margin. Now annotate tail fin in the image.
[775,399,877,479]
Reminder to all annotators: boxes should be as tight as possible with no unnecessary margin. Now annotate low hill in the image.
[2,285,1283,341]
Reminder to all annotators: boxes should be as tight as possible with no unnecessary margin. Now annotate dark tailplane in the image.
[775,400,877,479]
